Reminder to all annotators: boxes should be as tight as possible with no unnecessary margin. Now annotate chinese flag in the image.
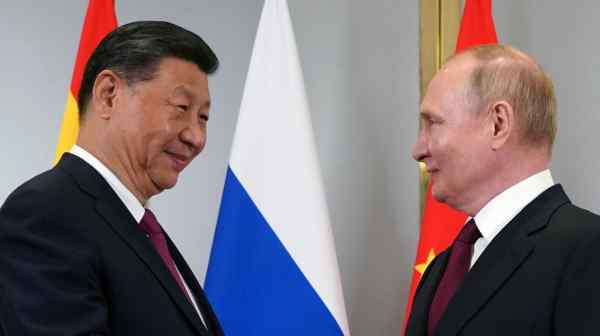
[54,0,117,164]
[404,0,498,327]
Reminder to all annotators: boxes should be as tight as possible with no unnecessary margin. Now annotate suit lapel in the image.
[434,236,534,336]
[406,250,451,336]
[95,202,209,336]
[434,185,570,336]
[167,235,224,336]
[58,154,209,336]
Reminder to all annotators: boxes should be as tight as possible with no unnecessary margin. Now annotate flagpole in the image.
[418,0,461,217]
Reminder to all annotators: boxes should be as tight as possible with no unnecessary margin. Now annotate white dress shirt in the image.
[70,145,206,325]
[470,169,555,268]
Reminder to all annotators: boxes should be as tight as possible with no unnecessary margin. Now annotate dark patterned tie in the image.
[428,219,481,335]
[139,209,192,303]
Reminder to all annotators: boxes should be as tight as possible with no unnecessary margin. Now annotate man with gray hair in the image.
[407,44,600,335]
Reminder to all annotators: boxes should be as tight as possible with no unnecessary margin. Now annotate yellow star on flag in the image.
[415,248,436,275]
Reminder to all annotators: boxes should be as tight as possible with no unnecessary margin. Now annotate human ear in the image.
[91,69,122,120]
[489,100,514,150]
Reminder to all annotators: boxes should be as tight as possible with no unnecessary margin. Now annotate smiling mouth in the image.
[426,169,440,180]
[165,151,189,172]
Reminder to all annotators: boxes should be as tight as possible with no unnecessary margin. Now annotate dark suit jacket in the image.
[406,184,600,336]
[0,153,223,336]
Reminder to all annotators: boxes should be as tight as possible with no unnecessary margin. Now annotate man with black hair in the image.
[0,21,223,335]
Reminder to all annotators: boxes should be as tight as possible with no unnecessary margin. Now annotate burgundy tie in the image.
[139,209,192,303]
[428,219,481,335]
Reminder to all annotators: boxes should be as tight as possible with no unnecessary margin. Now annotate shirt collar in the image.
[70,145,146,223]
[473,169,555,244]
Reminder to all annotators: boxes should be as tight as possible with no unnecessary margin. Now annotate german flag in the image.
[54,0,117,164]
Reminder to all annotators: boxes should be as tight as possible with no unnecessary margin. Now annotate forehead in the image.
[420,57,476,116]
[153,57,210,101]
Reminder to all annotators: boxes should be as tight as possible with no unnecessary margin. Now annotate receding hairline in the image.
[442,44,557,149]
[444,44,543,81]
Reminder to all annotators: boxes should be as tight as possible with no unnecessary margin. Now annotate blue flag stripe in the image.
[205,167,344,335]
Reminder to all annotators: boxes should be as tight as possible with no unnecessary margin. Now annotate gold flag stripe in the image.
[54,92,79,165]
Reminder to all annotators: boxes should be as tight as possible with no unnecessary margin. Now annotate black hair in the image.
[78,20,219,120]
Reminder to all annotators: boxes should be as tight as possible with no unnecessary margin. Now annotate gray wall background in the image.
[493,1,600,215]
[2,1,597,335]
[0,1,419,335]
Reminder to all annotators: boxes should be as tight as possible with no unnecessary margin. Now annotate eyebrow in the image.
[172,86,194,100]
[172,86,211,109]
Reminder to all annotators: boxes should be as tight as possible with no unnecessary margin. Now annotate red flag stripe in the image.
[54,0,117,164]
[70,0,118,99]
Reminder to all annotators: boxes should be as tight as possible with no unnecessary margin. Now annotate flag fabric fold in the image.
[54,0,117,164]
[404,0,498,326]
[205,0,350,335]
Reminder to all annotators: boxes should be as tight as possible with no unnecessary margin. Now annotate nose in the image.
[180,119,206,153]
[412,131,428,162]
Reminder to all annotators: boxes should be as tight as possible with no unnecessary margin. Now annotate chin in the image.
[432,193,447,204]
[432,190,464,212]
[431,185,445,202]
[163,177,179,190]
[153,173,179,192]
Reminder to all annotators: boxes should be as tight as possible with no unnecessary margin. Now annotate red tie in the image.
[139,209,192,303]
[428,219,481,335]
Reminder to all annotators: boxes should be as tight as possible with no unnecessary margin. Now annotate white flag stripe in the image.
[229,0,350,334]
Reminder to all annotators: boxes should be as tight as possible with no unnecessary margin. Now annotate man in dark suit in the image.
[407,44,600,335]
[0,21,223,335]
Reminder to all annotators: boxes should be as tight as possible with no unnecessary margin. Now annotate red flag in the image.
[404,0,498,327]
[455,0,498,53]
[54,0,117,164]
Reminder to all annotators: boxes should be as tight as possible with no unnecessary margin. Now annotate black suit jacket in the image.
[406,184,600,336]
[0,153,223,336]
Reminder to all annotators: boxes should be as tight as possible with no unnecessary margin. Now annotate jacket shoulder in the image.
[549,202,600,236]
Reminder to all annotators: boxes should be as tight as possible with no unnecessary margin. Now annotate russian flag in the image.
[204,0,350,335]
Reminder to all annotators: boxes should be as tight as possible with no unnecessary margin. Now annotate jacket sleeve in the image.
[0,187,110,335]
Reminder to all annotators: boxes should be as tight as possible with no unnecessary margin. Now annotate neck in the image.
[77,127,151,205]
[457,148,550,216]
